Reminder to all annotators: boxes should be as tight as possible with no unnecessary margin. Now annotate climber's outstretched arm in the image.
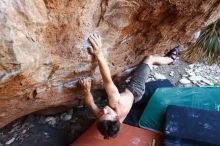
[79,79,101,117]
[88,34,120,108]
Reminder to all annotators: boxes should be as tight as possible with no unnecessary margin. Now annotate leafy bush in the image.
[182,18,220,64]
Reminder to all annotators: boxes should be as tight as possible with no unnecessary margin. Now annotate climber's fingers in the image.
[88,35,99,50]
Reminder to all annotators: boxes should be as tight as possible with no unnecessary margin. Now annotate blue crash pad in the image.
[164,105,220,146]
[139,87,220,133]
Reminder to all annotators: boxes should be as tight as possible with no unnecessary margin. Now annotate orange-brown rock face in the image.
[0,0,220,128]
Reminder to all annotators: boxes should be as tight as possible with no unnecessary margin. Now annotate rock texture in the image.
[0,0,220,128]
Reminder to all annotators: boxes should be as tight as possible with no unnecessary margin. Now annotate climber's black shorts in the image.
[126,63,150,103]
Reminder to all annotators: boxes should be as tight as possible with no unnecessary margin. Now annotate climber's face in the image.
[99,106,118,121]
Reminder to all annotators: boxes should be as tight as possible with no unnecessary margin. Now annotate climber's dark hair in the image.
[96,118,120,139]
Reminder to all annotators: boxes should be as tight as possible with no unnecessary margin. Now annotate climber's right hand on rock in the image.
[79,78,91,93]
[88,33,102,57]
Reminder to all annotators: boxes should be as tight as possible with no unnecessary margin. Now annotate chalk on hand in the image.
[63,77,93,88]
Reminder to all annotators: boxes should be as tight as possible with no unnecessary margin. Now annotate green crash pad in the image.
[139,87,220,133]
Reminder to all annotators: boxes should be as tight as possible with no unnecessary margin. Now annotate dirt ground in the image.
[0,58,219,146]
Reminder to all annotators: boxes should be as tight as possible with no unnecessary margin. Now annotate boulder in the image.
[0,0,220,128]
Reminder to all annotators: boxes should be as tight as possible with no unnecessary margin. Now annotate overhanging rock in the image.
[0,0,220,128]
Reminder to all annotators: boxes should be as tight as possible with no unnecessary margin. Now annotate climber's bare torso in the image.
[108,89,134,122]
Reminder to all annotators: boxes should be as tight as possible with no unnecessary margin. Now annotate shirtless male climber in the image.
[79,33,177,139]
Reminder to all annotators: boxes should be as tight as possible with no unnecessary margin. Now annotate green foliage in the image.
[182,18,220,64]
